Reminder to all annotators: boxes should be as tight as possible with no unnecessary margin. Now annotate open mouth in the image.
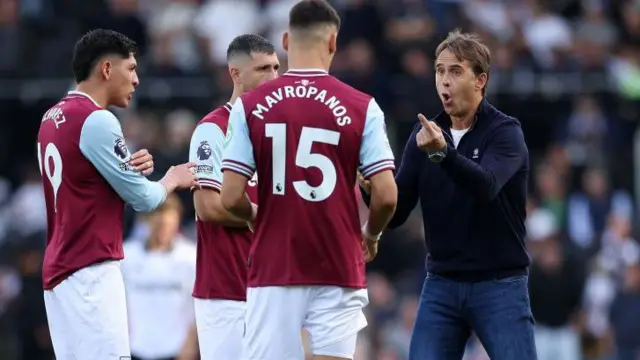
[442,93,452,104]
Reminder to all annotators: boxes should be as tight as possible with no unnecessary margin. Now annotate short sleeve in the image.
[79,110,167,212]
[189,122,225,191]
[221,98,256,178]
[359,98,395,179]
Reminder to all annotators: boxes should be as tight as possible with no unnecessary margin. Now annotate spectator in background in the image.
[382,295,419,359]
[157,109,197,226]
[561,95,610,169]
[534,163,568,227]
[527,208,586,360]
[262,0,298,58]
[0,0,19,76]
[567,167,633,254]
[89,0,148,57]
[574,0,618,70]
[121,194,198,360]
[521,0,573,70]
[15,233,51,360]
[597,213,637,284]
[8,165,46,241]
[609,240,640,360]
[148,0,204,74]
[193,0,259,68]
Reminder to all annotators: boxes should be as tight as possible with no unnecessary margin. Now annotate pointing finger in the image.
[427,121,441,134]
[418,114,440,135]
[417,113,430,128]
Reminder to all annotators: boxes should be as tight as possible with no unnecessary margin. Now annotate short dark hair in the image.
[72,29,137,83]
[226,34,276,62]
[435,29,491,94]
[289,0,341,31]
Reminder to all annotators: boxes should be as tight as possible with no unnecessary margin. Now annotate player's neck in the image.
[229,87,243,106]
[450,95,482,130]
[75,82,109,109]
[450,114,473,130]
[286,46,330,72]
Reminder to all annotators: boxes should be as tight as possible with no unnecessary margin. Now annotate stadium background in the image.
[1,0,640,359]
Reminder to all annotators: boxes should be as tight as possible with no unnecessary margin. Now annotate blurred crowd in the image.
[2,0,640,359]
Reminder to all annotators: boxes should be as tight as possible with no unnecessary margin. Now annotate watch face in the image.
[428,151,445,163]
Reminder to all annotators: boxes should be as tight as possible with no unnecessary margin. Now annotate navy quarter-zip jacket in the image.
[388,99,530,281]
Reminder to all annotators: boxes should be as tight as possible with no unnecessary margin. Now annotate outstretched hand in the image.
[416,114,446,152]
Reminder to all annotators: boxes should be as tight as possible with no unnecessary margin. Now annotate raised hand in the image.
[129,149,154,176]
[416,114,446,152]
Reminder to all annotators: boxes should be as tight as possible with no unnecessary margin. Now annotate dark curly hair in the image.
[72,29,137,83]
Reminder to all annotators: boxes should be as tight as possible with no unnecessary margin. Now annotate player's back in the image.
[233,69,392,288]
[37,91,126,290]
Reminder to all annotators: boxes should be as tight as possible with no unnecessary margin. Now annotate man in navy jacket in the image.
[361,30,536,359]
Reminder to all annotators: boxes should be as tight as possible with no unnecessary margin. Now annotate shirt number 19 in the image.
[37,142,63,212]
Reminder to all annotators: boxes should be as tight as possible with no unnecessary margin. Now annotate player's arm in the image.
[80,110,174,212]
[359,99,398,238]
[190,122,249,227]
[220,98,257,222]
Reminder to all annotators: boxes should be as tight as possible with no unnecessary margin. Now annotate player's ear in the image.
[229,66,241,84]
[282,31,289,52]
[100,60,112,80]
[475,72,487,92]
[328,32,337,55]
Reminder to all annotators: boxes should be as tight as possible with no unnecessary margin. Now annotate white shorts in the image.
[44,260,130,360]
[194,298,245,360]
[243,286,368,360]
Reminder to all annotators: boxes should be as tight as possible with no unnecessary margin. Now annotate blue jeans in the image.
[409,273,537,360]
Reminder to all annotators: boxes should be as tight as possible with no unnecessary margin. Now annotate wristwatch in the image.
[428,143,448,163]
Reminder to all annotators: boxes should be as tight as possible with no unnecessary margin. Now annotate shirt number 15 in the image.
[265,124,340,202]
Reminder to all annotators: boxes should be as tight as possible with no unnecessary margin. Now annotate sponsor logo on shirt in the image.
[196,165,213,175]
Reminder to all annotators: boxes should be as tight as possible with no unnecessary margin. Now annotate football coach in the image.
[361,30,536,359]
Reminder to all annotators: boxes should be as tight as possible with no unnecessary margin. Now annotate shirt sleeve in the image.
[221,98,256,179]
[79,110,167,212]
[189,122,225,191]
[358,98,395,179]
[439,121,528,202]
